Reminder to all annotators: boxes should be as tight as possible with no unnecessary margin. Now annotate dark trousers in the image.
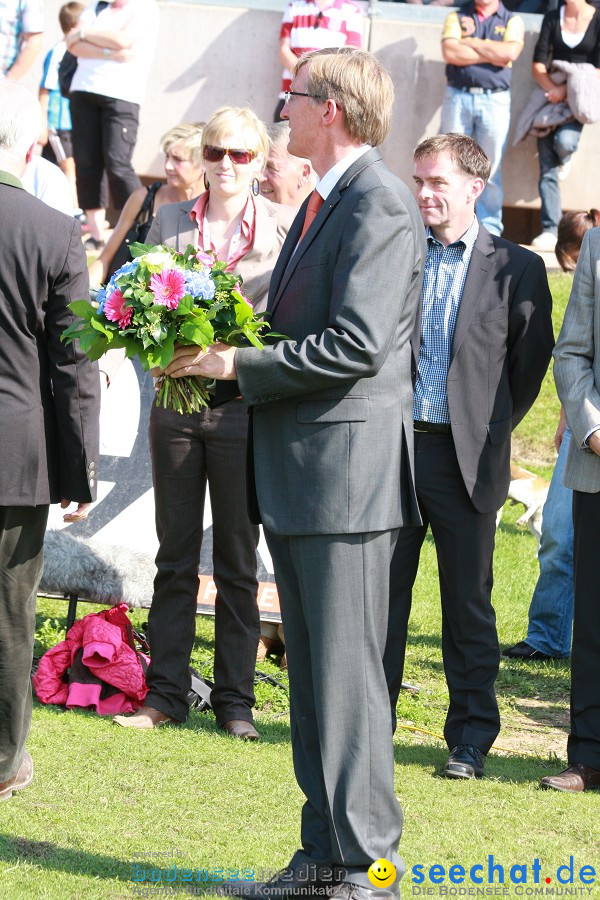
[384,432,500,754]
[70,91,141,210]
[0,505,48,782]
[569,490,600,768]
[145,399,260,724]
[265,528,403,891]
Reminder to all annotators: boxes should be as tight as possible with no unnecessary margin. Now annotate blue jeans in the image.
[441,86,511,236]
[526,428,573,658]
[537,122,583,234]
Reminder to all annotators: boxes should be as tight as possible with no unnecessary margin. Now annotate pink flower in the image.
[196,250,214,267]
[150,269,186,309]
[103,289,132,328]
[234,282,253,309]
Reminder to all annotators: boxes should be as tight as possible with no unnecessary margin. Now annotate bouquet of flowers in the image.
[62,243,272,414]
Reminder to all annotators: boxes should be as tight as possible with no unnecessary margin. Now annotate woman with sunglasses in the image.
[114,107,295,737]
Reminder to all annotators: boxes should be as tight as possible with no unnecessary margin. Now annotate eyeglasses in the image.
[202,146,256,165]
[283,90,326,104]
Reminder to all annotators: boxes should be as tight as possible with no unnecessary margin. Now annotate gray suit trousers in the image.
[265,527,404,891]
[0,505,48,782]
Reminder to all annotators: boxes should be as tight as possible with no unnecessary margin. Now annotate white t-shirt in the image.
[70,0,159,106]
[22,157,74,216]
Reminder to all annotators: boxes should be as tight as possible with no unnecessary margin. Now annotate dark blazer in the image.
[236,148,427,535]
[412,226,554,514]
[0,176,100,506]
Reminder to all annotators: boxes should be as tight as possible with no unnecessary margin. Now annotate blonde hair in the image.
[160,122,205,166]
[295,48,394,147]
[202,107,269,165]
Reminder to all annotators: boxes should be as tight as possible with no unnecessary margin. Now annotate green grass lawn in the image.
[2,272,595,900]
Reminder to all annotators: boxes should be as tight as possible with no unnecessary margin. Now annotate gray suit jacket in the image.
[235,148,426,536]
[0,175,100,506]
[416,227,554,514]
[554,227,600,493]
[145,192,296,311]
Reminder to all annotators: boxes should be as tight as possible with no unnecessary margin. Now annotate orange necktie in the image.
[298,190,324,242]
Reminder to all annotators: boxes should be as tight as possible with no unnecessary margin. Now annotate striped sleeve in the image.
[442,11,462,41]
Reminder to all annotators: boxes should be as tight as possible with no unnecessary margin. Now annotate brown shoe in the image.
[113,705,176,729]
[540,763,600,793]
[221,719,260,741]
[0,751,34,801]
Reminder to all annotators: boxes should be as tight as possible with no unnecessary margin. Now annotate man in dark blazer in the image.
[384,133,554,781]
[166,48,426,900]
[0,83,100,802]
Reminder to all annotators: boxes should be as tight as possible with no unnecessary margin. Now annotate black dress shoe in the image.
[217,867,336,897]
[540,763,600,793]
[502,641,557,661]
[441,744,486,779]
[221,719,260,741]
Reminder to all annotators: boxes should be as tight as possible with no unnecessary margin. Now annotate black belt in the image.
[456,86,508,95]
[413,420,451,434]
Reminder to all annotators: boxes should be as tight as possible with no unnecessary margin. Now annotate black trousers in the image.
[569,490,600,769]
[70,91,141,210]
[145,399,260,724]
[383,432,501,754]
[0,505,48,782]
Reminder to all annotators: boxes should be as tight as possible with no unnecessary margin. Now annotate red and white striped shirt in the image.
[279,0,363,95]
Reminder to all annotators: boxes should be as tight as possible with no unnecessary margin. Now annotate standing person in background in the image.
[274,0,363,121]
[114,107,295,739]
[261,122,315,207]
[166,48,426,898]
[545,225,600,793]
[384,134,553,781]
[66,0,160,248]
[530,0,600,251]
[0,83,100,802]
[440,0,524,236]
[503,209,600,664]
[0,0,43,81]
[38,2,85,214]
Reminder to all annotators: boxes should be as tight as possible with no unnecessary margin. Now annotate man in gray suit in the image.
[543,228,600,793]
[166,47,426,899]
[0,83,100,801]
[384,134,554,781]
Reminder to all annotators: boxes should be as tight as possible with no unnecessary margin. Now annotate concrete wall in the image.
[38,0,600,220]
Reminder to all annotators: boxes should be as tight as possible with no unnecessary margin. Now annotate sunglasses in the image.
[202,145,256,165]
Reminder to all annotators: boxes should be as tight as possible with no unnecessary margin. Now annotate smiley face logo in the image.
[368,859,396,889]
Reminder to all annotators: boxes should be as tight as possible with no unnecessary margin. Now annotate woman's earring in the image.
[251,177,260,197]
[204,173,210,191]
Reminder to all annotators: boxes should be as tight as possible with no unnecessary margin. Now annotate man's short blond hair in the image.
[295,48,394,147]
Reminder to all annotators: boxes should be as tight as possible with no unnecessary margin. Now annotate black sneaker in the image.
[502,641,557,661]
[441,744,486,779]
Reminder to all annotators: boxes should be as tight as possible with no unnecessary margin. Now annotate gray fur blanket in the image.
[40,530,155,609]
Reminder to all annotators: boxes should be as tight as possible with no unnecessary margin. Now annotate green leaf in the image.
[179,319,214,347]
[68,300,96,320]
[129,242,155,258]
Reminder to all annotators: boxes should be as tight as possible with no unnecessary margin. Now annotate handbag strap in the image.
[136,181,162,227]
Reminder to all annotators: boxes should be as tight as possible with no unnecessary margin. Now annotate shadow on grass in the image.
[393,739,565,783]
[0,834,132,881]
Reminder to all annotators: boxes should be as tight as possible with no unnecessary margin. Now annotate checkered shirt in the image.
[413,218,479,425]
[0,0,43,77]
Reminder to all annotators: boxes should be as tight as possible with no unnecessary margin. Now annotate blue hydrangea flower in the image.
[184,268,215,301]
[96,286,107,314]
